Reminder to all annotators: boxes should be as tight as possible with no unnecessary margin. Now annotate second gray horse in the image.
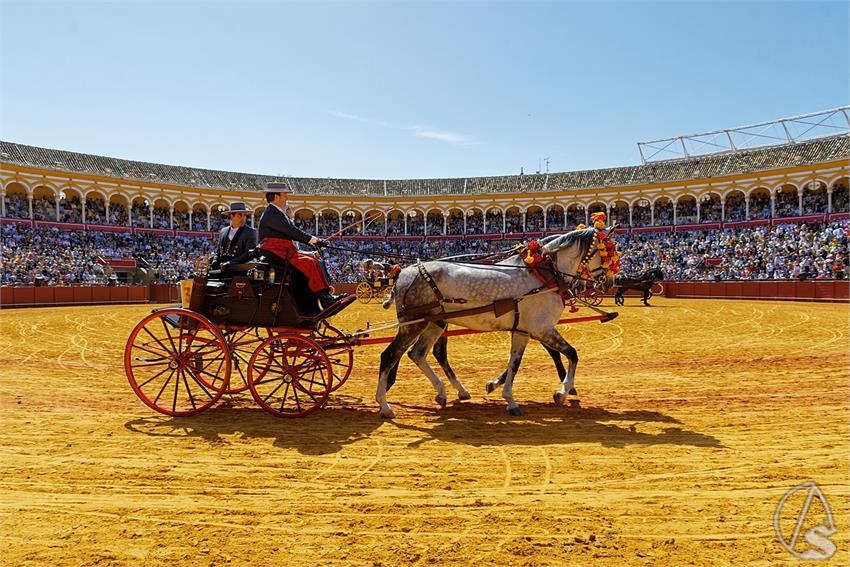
[376,227,613,418]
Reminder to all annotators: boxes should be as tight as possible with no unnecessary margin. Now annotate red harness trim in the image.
[520,246,579,312]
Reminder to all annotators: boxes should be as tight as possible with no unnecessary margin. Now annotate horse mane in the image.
[542,227,596,258]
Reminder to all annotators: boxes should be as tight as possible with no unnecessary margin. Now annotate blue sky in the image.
[1,1,847,179]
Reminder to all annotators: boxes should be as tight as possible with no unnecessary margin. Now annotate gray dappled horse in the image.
[377,227,613,418]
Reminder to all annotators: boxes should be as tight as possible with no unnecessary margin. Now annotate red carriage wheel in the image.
[650,282,665,296]
[124,308,231,416]
[247,334,332,417]
[314,321,354,392]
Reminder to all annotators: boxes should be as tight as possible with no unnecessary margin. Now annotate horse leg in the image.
[377,322,427,419]
[643,288,650,306]
[486,342,563,393]
[544,344,567,384]
[531,327,579,405]
[407,323,452,408]
[614,288,623,306]
[485,370,506,394]
[501,332,530,416]
[431,333,471,401]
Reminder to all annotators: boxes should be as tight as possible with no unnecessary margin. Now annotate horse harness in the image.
[398,237,604,332]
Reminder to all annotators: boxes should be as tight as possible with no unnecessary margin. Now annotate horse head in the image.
[644,267,664,282]
[543,227,613,291]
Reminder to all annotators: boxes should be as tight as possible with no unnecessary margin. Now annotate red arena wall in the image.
[1,280,846,308]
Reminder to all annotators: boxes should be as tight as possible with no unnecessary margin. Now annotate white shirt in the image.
[227,226,239,241]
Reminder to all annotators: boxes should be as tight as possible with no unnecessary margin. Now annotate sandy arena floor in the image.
[0,297,848,566]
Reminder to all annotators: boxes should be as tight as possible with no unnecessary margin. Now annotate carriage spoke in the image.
[277,382,292,411]
[151,369,177,405]
[137,365,174,390]
[132,360,172,368]
[180,370,198,410]
[290,382,302,412]
[160,317,179,354]
[183,367,216,399]
[141,326,175,357]
[133,342,171,358]
[262,379,286,404]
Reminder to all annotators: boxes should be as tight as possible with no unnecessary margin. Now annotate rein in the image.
[321,240,603,286]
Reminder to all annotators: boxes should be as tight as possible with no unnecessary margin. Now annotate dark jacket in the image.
[213,225,258,269]
[258,205,312,245]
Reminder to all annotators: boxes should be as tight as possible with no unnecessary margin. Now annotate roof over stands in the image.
[1,134,849,197]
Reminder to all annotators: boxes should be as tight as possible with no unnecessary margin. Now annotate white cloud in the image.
[330,110,476,147]
[330,111,371,123]
[410,126,472,145]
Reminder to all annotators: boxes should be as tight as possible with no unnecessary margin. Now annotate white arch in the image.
[745,185,772,198]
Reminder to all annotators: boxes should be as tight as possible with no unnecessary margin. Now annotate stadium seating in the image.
[1,221,846,286]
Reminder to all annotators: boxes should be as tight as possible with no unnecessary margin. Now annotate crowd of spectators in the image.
[615,221,848,280]
[2,220,846,286]
[85,198,106,224]
[0,225,216,285]
[108,204,128,226]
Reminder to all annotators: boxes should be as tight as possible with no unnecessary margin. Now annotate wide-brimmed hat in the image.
[228,202,249,214]
[266,181,290,194]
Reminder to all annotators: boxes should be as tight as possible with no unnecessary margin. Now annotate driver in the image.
[257,181,348,309]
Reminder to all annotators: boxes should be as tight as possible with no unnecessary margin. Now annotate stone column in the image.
[28,195,33,220]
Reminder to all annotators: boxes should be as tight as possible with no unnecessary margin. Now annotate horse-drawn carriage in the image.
[124,225,622,419]
[124,259,357,418]
[354,260,401,304]
[355,277,395,304]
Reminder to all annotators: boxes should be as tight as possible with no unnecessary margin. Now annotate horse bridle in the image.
[564,231,608,285]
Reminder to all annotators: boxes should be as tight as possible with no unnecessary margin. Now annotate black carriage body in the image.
[189,263,320,328]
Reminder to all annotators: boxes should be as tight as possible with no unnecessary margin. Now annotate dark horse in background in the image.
[613,267,664,306]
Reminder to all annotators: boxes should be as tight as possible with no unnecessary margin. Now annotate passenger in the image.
[212,202,258,272]
[257,181,348,309]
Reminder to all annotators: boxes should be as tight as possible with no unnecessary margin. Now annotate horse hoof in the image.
[435,394,447,408]
[485,381,497,394]
[457,391,471,401]
[553,391,565,405]
[508,406,524,417]
[379,406,396,419]
[568,387,577,396]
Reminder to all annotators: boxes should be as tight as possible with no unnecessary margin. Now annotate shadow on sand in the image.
[125,396,722,454]
[390,399,723,449]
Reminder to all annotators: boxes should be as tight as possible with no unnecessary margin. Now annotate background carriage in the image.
[355,259,401,304]
[355,276,395,304]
